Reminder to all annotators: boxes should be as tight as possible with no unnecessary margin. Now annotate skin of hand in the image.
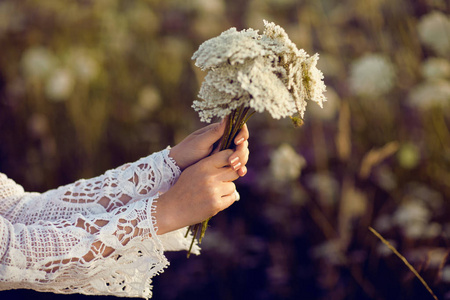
[77,123,250,261]
[169,120,250,176]
[154,149,243,235]
[81,149,242,261]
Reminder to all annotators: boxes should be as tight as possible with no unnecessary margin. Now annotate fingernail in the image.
[235,137,244,145]
[233,162,242,170]
[230,156,239,165]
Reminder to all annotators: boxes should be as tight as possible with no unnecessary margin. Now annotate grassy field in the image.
[0,1,449,299]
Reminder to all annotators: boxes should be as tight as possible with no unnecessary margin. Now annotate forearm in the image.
[0,149,181,225]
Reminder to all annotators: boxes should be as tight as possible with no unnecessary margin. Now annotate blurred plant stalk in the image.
[186,104,254,257]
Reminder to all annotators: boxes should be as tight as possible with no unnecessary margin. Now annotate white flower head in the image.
[442,266,450,283]
[192,20,326,122]
[45,68,75,102]
[408,79,450,109]
[417,11,450,57]
[393,199,433,239]
[21,47,57,80]
[138,86,161,113]
[349,53,396,97]
[66,48,101,83]
[270,143,306,182]
[422,57,450,80]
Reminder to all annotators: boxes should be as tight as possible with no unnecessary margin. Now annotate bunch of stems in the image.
[186,104,254,257]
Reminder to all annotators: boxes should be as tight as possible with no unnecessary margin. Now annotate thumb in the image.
[200,118,226,146]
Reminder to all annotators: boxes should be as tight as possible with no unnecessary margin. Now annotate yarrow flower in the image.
[417,11,450,57]
[408,79,450,109]
[187,21,326,255]
[270,143,306,182]
[421,57,450,80]
[191,20,326,123]
[349,53,396,98]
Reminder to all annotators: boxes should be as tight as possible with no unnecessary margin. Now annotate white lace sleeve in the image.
[0,148,200,299]
[0,148,180,224]
[0,197,166,298]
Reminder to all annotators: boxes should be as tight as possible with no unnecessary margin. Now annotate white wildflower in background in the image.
[66,48,101,83]
[311,239,346,265]
[137,86,161,114]
[374,214,394,232]
[44,68,75,102]
[376,239,397,257]
[392,199,439,239]
[126,2,160,35]
[340,186,368,222]
[409,57,450,109]
[305,173,340,207]
[192,0,225,15]
[191,20,326,123]
[270,143,306,182]
[21,47,57,80]
[441,266,450,283]
[349,53,395,97]
[408,79,450,109]
[422,57,450,80]
[417,11,450,57]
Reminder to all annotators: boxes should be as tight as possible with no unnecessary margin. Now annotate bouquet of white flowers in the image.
[187,20,327,256]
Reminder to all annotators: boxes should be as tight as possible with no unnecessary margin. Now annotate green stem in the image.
[186,223,200,258]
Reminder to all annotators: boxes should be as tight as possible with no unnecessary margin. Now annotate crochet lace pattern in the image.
[0,148,199,299]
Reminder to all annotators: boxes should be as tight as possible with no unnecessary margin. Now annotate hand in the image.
[154,150,240,235]
[229,124,250,177]
[169,120,249,176]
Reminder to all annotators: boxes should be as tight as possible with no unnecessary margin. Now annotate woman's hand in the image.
[169,120,249,176]
[154,150,241,235]
[229,125,250,177]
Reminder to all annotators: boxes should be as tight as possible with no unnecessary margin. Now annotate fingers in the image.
[207,149,234,168]
[198,122,249,177]
[229,140,249,173]
[234,124,249,145]
[221,181,236,196]
[227,125,250,176]
[220,166,240,182]
[200,150,240,181]
[237,165,247,177]
[220,182,240,207]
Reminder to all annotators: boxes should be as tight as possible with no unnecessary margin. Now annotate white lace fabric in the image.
[0,148,199,299]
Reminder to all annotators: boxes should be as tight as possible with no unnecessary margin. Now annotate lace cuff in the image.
[0,195,168,298]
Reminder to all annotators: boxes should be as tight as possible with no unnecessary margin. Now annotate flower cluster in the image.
[192,20,326,122]
[270,143,306,182]
[417,11,450,57]
[349,53,396,98]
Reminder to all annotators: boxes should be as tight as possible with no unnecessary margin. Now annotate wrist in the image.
[168,145,187,171]
[152,193,175,235]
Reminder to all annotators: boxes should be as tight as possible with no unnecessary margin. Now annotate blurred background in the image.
[0,0,449,299]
